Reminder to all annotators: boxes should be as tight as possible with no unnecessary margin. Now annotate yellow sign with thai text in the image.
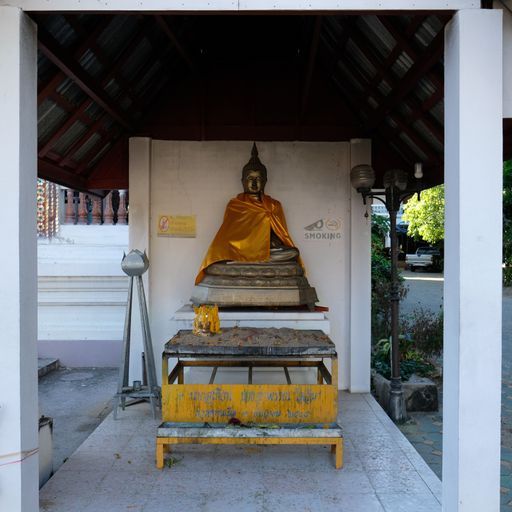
[157,215,196,238]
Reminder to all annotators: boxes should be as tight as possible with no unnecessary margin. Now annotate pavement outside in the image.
[38,367,117,471]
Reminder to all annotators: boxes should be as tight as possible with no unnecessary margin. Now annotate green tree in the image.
[402,185,445,245]
[371,214,407,341]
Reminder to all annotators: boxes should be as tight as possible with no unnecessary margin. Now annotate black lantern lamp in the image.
[350,164,376,203]
[351,163,424,423]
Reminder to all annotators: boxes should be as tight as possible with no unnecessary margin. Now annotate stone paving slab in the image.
[40,392,441,512]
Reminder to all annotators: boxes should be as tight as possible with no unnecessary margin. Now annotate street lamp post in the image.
[351,163,424,423]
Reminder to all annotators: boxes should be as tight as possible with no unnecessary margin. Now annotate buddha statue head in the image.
[242,143,267,197]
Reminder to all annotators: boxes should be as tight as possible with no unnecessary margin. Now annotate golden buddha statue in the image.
[191,143,317,309]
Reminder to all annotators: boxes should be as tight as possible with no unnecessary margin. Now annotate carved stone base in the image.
[191,261,318,310]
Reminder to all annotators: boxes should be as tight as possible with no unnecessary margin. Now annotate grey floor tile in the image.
[368,469,433,495]
[378,492,441,512]
[311,469,376,496]
[310,494,385,512]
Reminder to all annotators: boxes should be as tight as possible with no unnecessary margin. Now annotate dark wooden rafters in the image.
[38,157,87,190]
[78,59,174,177]
[37,26,135,131]
[337,17,443,152]
[37,15,113,102]
[39,99,94,158]
[327,57,422,167]
[362,16,426,100]
[57,19,159,167]
[154,15,197,74]
[40,17,157,166]
[365,27,445,132]
[34,13,496,192]
[64,16,178,179]
[327,18,440,164]
[377,16,443,90]
[63,15,140,108]
[300,16,322,118]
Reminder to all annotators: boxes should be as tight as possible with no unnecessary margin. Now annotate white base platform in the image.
[173,304,331,334]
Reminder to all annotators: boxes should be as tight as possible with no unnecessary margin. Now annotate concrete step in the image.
[38,357,59,379]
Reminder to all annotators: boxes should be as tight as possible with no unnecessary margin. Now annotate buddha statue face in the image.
[242,169,267,196]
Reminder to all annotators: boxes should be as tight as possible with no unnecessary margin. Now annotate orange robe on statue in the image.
[195,193,298,284]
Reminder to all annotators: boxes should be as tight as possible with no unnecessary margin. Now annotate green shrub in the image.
[372,335,435,381]
[401,307,443,358]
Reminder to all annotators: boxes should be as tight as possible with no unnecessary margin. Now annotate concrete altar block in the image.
[167,317,333,385]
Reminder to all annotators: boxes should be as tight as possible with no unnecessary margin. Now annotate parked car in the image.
[406,247,442,272]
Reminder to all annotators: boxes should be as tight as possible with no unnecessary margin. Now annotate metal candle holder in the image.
[113,249,160,419]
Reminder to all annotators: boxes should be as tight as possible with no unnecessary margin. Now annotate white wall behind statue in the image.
[133,140,352,388]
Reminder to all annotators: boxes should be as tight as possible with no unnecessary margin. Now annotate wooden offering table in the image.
[157,327,343,469]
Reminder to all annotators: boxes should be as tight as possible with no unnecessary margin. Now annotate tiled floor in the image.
[40,392,441,512]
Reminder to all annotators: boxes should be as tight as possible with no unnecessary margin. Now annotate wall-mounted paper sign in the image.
[157,215,196,238]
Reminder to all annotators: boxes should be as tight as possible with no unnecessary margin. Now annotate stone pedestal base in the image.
[191,261,318,309]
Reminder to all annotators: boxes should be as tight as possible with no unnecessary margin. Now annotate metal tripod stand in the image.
[113,249,160,419]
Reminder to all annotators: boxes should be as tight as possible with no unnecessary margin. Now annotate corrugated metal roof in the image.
[56,78,87,107]
[72,133,102,162]
[38,100,68,145]
[44,16,78,49]
[51,120,88,155]
[413,120,443,153]
[120,38,153,80]
[35,12,484,191]
[79,50,104,79]
[357,16,394,59]
[399,132,428,161]
[97,16,139,61]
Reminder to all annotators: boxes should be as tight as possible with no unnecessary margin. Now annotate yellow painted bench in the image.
[158,328,342,469]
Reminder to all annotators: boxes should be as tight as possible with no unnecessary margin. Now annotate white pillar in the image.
[444,10,502,511]
[349,139,372,392]
[0,7,38,512]
[128,137,152,381]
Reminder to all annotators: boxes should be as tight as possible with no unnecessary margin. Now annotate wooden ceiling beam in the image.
[328,66,421,166]
[47,20,156,163]
[38,157,87,190]
[366,28,444,132]
[38,26,135,131]
[377,15,443,90]
[75,127,123,175]
[38,99,93,158]
[333,16,443,147]
[362,16,426,103]
[329,20,441,161]
[334,54,440,164]
[300,16,322,118]
[322,18,351,77]
[59,113,109,167]
[63,15,139,107]
[37,15,112,105]
[154,15,197,74]
[340,81,417,168]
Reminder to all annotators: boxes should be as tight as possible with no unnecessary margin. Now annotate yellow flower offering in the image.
[193,305,221,336]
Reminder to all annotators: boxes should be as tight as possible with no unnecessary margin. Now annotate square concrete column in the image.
[444,10,503,511]
[349,139,372,392]
[0,7,39,512]
[128,137,152,380]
